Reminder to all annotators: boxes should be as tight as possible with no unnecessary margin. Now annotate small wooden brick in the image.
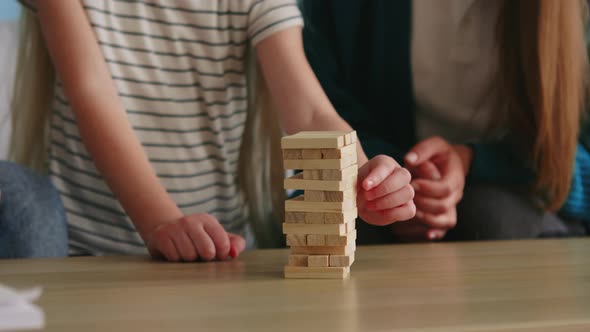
[286,234,307,246]
[320,144,357,159]
[284,266,350,279]
[344,131,357,145]
[290,243,356,255]
[324,208,358,224]
[346,218,356,233]
[304,190,325,202]
[283,149,302,159]
[284,173,357,191]
[302,170,322,180]
[308,255,329,267]
[329,254,355,267]
[283,155,356,170]
[285,211,306,223]
[281,132,346,149]
[283,222,347,236]
[288,254,308,267]
[321,165,358,181]
[306,234,326,246]
[285,195,355,213]
[304,212,324,224]
[326,229,357,246]
[324,188,355,202]
[302,149,322,159]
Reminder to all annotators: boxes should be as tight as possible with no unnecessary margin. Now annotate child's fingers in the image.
[378,201,416,222]
[405,136,450,167]
[203,218,231,260]
[362,155,399,191]
[228,233,246,258]
[366,184,415,211]
[426,229,447,241]
[364,167,411,201]
[171,230,198,261]
[184,221,217,261]
[159,235,180,262]
[411,179,453,198]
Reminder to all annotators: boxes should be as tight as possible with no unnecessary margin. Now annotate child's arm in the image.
[256,27,416,225]
[36,2,243,261]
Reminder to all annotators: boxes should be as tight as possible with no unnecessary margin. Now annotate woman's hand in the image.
[146,213,246,262]
[398,137,473,240]
[358,155,416,226]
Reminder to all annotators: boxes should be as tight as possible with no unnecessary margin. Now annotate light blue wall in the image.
[0,2,20,21]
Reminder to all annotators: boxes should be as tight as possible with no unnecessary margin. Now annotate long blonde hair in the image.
[497,0,588,211]
[9,9,54,172]
[10,9,285,248]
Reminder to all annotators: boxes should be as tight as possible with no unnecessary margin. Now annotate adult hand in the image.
[400,137,473,240]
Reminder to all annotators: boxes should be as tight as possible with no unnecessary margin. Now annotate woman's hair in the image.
[10,8,285,247]
[497,0,589,211]
[239,55,285,248]
[9,9,54,172]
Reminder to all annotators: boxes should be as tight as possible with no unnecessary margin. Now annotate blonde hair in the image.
[10,9,285,248]
[497,0,588,211]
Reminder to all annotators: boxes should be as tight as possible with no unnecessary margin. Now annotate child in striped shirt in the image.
[6,0,415,260]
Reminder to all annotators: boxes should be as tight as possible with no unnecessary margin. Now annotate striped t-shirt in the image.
[36,0,302,255]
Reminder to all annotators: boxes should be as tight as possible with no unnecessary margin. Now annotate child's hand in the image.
[146,213,246,262]
[358,155,416,225]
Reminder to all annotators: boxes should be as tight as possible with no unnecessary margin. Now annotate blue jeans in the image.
[0,161,68,258]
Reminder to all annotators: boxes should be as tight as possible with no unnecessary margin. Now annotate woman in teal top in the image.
[301,0,590,242]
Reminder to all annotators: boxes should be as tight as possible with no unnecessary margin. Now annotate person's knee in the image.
[453,184,543,240]
[0,161,68,258]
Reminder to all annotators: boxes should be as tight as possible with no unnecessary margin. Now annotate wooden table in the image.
[1,239,589,331]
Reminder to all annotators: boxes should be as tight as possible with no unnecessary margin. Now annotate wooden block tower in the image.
[281,131,358,279]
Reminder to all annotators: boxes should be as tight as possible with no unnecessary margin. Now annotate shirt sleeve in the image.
[248,0,303,46]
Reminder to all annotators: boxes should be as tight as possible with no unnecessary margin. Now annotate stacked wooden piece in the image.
[281,131,358,279]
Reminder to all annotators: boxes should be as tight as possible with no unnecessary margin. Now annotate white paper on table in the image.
[0,285,44,331]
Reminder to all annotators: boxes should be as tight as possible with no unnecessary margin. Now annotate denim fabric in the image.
[0,161,68,258]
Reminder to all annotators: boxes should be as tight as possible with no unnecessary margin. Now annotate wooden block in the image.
[285,211,306,223]
[286,234,307,246]
[326,229,357,246]
[285,195,355,213]
[281,132,347,149]
[290,243,356,255]
[306,234,326,246]
[321,165,358,181]
[304,212,324,224]
[304,190,325,202]
[308,255,329,267]
[288,254,308,267]
[320,144,357,159]
[302,149,322,159]
[284,173,357,191]
[284,266,350,279]
[283,222,347,236]
[282,149,302,160]
[346,218,356,233]
[302,170,322,180]
[283,155,356,170]
[324,208,358,224]
[344,131,357,145]
[329,254,355,267]
[324,188,355,202]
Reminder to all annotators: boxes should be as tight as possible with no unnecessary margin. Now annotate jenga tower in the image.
[281,131,358,279]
